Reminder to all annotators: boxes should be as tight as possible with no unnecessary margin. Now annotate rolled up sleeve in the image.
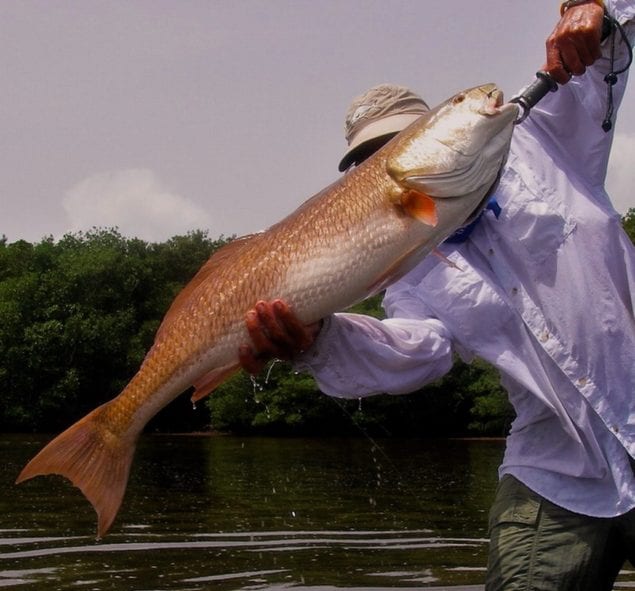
[293,312,454,398]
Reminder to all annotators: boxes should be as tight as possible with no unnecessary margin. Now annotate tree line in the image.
[1,209,633,437]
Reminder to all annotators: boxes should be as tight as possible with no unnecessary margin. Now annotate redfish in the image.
[17,84,518,537]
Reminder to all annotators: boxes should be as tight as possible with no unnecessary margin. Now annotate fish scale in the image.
[17,83,518,538]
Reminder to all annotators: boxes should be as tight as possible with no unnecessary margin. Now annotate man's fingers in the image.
[544,57,569,85]
[545,42,590,83]
[240,299,322,374]
[239,343,266,375]
[256,300,292,347]
[558,32,600,74]
[245,300,295,361]
[544,3,604,85]
[560,42,587,76]
[272,300,313,351]
[245,308,278,357]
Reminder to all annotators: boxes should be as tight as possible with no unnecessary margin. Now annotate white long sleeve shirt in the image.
[296,1,635,518]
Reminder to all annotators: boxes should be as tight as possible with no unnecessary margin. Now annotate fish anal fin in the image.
[401,189,438,227]
[191,363,241,403]
[16,403,135,539]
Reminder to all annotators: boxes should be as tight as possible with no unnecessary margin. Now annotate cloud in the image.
[62,169,213,242]
[606,133,635,215]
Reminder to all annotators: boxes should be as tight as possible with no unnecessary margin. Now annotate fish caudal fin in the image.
[16,403,136,538]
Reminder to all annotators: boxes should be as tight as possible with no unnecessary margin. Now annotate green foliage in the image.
[210,355,512,438]
[346,293,386,318]
[623,208,635,244]
[354,357,512,437]
[0,229,227,432]
[210,363,358,435]
[463,359,514,435]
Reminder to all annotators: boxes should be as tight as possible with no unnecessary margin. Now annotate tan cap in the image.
[339,84,429,171]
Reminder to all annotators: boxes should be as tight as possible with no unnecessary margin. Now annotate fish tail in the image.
[16,402,136,538]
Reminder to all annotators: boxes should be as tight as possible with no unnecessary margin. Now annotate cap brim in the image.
[338,134,395,172]
[338,112,424,172]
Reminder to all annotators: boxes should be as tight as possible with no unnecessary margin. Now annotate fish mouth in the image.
[478,85,518,121]
[483,87,505,115]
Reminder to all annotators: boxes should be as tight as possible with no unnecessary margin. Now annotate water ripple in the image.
[0,530,487,560]
[182,569,288,583]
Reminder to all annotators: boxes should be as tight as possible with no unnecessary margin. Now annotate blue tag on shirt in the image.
[444,197,501,244]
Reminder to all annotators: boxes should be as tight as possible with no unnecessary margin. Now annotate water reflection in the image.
[2,435,633,590]
[0,529,488,589]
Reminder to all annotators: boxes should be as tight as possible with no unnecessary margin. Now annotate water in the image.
[1,435,633,590]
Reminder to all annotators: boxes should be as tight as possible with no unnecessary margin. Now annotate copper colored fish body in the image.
[17,84,518,537]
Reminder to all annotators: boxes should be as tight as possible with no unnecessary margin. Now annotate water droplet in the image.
[250,375,261,394]
[264,359,280,384]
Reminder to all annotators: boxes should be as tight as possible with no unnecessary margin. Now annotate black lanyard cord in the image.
[602,14,633,132]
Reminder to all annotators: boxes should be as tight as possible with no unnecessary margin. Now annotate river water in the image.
[2,435,634,590]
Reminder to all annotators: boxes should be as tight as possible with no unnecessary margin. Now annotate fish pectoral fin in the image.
[191,363,241,403]
[401,189,438,227]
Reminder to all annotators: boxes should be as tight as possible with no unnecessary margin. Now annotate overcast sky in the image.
[2,0,634,244]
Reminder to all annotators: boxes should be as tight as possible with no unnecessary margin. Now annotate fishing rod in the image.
[511,11,632,130]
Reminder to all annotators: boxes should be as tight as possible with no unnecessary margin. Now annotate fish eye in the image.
[453,94,466,104]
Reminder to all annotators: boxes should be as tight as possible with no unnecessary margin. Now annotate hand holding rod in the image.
[511,13,618,126]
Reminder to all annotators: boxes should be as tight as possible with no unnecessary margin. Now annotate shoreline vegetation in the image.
[1,209,633,437]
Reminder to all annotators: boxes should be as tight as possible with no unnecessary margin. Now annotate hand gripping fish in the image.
[17,84,518,537]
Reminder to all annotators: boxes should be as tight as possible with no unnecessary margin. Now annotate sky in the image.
[1,0,634,244]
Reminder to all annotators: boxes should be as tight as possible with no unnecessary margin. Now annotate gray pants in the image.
[485,475,635,591]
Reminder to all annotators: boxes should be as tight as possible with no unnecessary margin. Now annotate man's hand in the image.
[545,2,605,84]
[238,299,322,375]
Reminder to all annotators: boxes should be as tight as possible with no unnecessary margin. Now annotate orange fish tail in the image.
[16,402,136,538]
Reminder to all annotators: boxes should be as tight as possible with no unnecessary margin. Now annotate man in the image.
[239,1,635,589]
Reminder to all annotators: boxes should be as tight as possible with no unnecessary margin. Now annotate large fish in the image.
[17,84,518,537]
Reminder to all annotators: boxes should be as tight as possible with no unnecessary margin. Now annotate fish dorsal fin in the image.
[156,235,258,341]
[401,190,438,227]
[191,363,241,403]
